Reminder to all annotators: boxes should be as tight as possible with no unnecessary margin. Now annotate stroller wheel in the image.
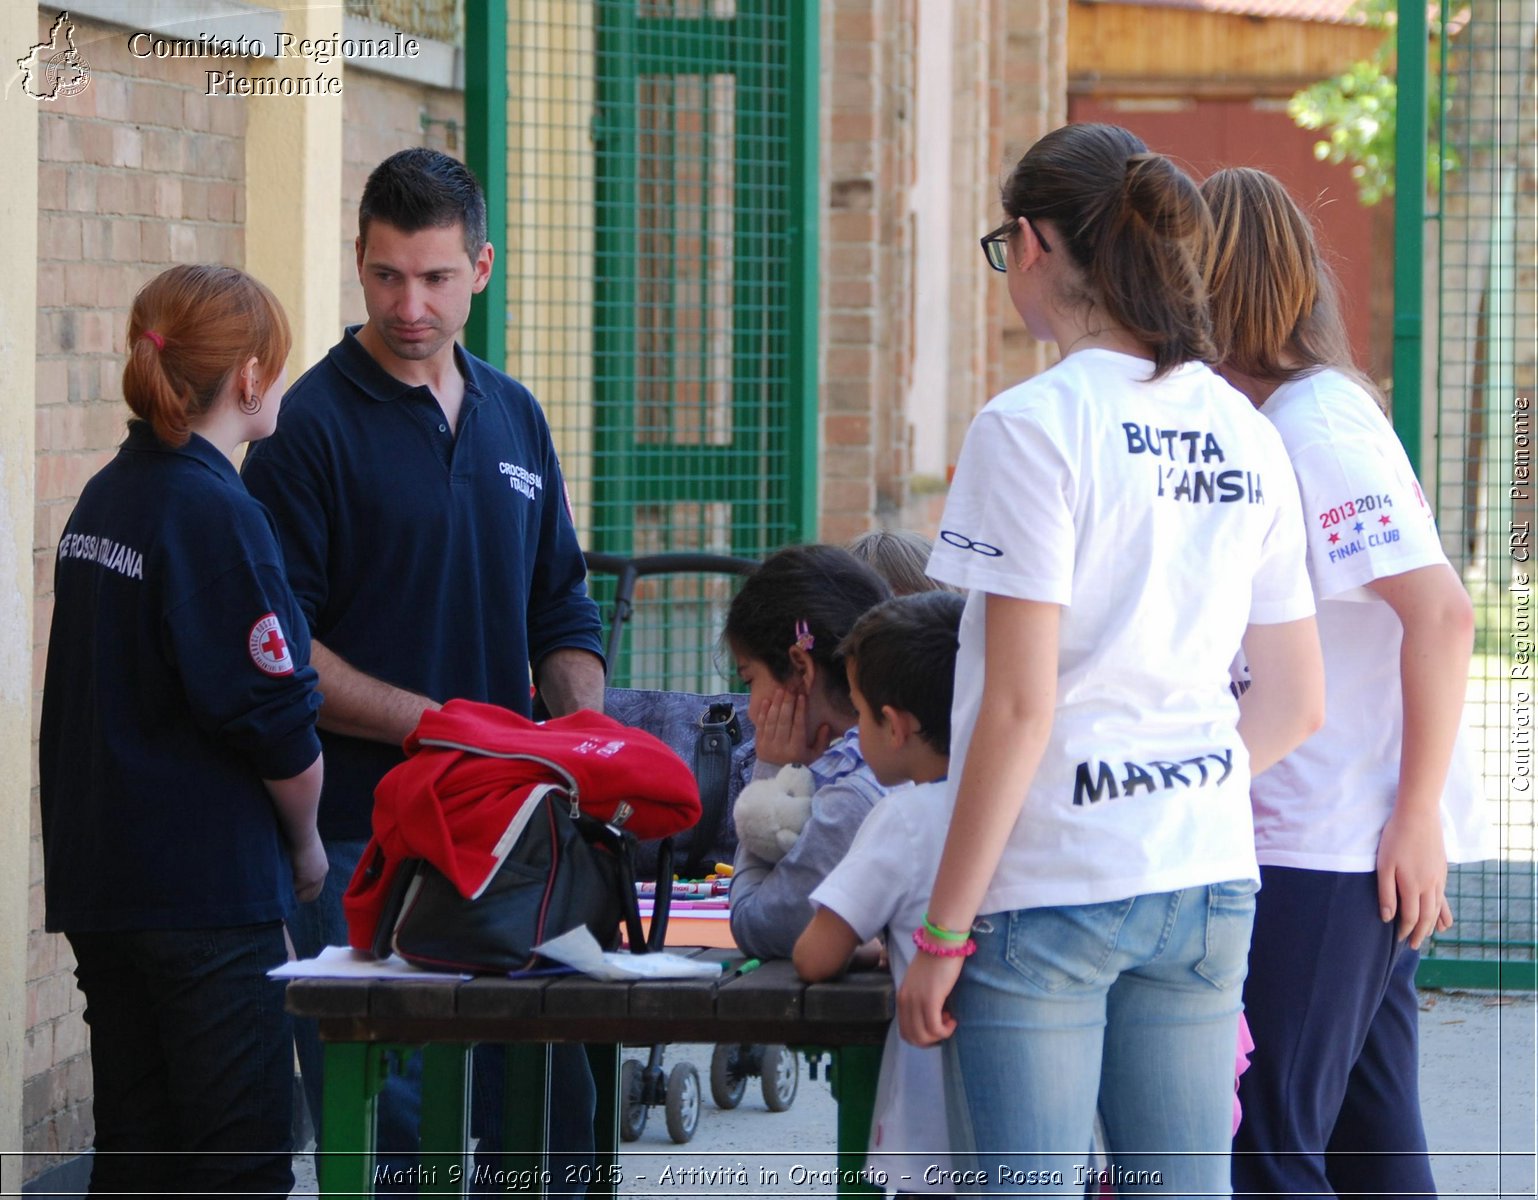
[760,1044,798,1112]
[665,1062,701,1143]
[709,1044,748,1110]
[619,1059,647,1142]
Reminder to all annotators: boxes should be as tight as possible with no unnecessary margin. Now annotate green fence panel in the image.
[1411,0,1537,989]
[479,1,817,691]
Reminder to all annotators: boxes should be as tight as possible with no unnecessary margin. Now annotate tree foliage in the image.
[1289,58,1400,204]
[1287,0,1456,205]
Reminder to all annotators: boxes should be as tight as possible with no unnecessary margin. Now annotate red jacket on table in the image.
[344,699,699,951]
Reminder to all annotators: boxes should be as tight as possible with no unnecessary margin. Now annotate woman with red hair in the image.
[39,265,325,1199]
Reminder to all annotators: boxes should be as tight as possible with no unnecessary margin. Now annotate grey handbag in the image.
[604,687,756,879]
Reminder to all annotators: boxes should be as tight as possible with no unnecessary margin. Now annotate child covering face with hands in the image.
[725,544,892,960]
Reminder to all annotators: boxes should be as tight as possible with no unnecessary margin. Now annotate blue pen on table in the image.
[505,964,577,980]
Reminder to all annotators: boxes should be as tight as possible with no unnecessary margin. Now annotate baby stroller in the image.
[584,551,800,1141]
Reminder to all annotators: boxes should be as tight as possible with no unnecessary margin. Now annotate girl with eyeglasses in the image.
[898,123,1326,1196]
[1202,166,1490,1200]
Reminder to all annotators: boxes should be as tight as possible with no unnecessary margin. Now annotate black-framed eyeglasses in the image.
[980,217,1052,272]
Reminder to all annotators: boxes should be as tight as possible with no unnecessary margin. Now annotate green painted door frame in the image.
[464,0,508,366]
[1391,0,1425,477]
[591,0,821,557]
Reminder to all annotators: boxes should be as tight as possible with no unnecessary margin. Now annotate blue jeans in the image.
[67,923,294,1200]
[288,839,595,1194]
[942,882,1256,1198]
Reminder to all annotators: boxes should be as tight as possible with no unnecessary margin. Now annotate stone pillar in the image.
[822,0,1067,540]
[821,0,917,540]
[0,1,40,1189]
[245,0,344,377]
[991,0,1068,401]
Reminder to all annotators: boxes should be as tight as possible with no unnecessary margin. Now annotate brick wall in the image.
[28,13,249,1175]
[27,39,462,1178]
[824,0,1068,542]
[340,70,464,327]
[821,0,917,544]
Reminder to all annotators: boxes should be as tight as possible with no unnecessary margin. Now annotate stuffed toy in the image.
[732,764,814,863]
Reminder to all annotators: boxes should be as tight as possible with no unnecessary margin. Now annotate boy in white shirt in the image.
[793,591,965,1197]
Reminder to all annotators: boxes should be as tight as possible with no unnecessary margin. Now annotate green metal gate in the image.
[467,1,820,689]
[1397,0,1537,989]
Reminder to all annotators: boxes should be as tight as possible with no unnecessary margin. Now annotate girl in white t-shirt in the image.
[897,124,1326,1197]
[1203,166,1491,1200]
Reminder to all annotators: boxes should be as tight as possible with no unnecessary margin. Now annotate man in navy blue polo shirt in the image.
[242,148,605,1189]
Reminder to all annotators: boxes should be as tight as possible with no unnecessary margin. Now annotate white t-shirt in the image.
[927,349,1315,913]
[810,781,953,1195]
[1250,368,1493,869]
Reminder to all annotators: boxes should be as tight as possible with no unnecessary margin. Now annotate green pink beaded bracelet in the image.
[922,914,970,943]
[913,927,977,957]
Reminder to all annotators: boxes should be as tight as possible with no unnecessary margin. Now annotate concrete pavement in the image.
[287,989,1535,1196]
[611,992,1536,1198]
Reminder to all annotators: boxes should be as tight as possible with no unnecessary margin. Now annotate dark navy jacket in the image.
[40,423,322,932]
[241,328,603,840]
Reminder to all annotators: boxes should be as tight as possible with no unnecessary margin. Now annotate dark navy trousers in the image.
[1233,866,1435,1200]
[69,923,295,1200]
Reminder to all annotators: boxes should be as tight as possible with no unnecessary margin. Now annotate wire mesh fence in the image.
[499,0,814,690]
[1421,0,1537,987]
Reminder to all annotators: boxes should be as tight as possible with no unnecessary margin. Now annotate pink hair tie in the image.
[141,331,165,350]
[793,620,815,652]
[912,927,976,958]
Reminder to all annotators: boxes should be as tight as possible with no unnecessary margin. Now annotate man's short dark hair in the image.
[359,148,488,259]
[839,591,965,755]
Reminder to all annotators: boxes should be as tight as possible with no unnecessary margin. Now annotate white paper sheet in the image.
[268,944,469,981]
[533,927,725,981]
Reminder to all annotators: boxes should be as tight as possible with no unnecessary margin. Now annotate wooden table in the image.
[285,952,894,1198]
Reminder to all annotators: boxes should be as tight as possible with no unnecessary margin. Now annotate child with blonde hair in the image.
[847,529,953,597]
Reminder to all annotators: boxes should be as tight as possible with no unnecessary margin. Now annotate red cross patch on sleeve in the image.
[248,613,295,676]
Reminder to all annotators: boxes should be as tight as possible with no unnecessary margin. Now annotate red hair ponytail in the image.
[122,265,291,446]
